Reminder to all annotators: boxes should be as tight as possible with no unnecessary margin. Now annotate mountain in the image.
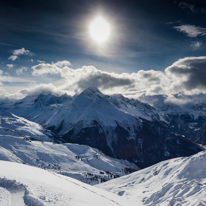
[156,102,206,145]
[0,161,136,206]
[97,150,206,205]
[0,114,138,185]
[0,87,204,168]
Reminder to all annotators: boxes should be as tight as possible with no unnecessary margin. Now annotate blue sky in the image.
[0,0,206,104]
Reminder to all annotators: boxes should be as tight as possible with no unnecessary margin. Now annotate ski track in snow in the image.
[50,172,124,206]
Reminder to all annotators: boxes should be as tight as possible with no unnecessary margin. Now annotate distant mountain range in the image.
[0,87,205,168]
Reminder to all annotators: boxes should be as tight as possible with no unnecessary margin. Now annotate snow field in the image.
[0,161,136,206]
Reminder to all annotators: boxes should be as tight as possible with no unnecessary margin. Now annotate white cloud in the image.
[190,41,202,50]
[6,64,14,69]
[31,61,168,96]
[0,70,12,84]
[53,60,71,68]
[31,60,72,77]
[16,67,28,75]
[191,41,202,50]
[174,25,206,37]
[8,55,18,61]
[37,60,46,64]
[32,63,62,76]
[8,48,34,61]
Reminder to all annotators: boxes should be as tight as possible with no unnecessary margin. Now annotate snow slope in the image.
[0,112,59,142]
[97,151,206,205]
[0,124,138,185]
[108,93,162,121]
[0,161,136,206]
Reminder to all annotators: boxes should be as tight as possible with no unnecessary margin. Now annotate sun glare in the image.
[89,17,110,43]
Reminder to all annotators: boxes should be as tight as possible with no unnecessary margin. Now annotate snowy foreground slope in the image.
[97,151,206,206]
[0,120,138,185]
[0,161,136,206]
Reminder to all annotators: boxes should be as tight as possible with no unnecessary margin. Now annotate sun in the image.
[89,17,110,43]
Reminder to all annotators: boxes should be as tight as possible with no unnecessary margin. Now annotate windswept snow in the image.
[97,151,206,205]
[0,161,136,206]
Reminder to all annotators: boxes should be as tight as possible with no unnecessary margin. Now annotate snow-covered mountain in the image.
[97,150,206,205]
[0,87,204,168]
[0,161,136,206]
[156,102,206,145]
[0,116,138,185]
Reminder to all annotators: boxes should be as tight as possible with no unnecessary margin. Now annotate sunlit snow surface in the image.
[97,151,206,205]
[0,161,136,206]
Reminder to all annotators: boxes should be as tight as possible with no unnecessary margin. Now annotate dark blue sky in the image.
[0,0,205,70]
[0,0,206,98]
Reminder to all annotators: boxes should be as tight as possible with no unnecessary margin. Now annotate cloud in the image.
[68,66,134,91]
[6,64,14,69]
[4,57,206,106]
[191,41,202,50]
[8,48,34,61]
[19,83,65,97]
[54,60,71,68]
[174,25,206,37]
[31,60,170,97]
[31,60,72,76]
[32,61,134,92]
[32,63,62,76]
[165,56,206,90]
[16,67,28,75]
[179,1,206,14]
[179,2,195,13]
[37,60,46,64]
[8,55,18,61]
[0,70,12,84]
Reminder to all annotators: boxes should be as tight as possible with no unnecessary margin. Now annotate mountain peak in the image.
[79,87,104,98]
[83,87,101,93]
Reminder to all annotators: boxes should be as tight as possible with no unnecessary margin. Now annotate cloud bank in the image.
[3,56,206,106]
[165,56,206,90]
[30,56,206,104]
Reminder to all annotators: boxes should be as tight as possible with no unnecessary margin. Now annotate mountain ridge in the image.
[0,87,205,168]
